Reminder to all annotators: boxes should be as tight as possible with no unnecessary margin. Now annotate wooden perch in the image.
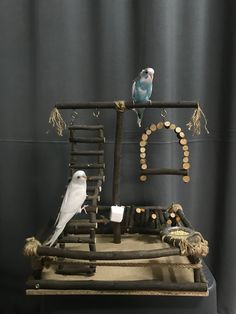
[55,101,199,110]
[36,246,181,261]
[141,168,188,176]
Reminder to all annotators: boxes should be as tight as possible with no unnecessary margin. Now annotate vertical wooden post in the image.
[112,108,125,243]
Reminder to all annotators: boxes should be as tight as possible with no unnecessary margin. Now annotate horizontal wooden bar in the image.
[86,176,104,182]
[67,220,97,229]
[86,195,100,201]
[26,279,207,291]
[55,101,199,110]
[87,186,99,192]
[71,150,104,156]
[70,163,105,169]
[69,137,105,143]
[64,226,95,234]
[36,246,181,261]
[58,236,95,244]
[56,266,94,275]
[141,168,188,176]
[69,125,104,130]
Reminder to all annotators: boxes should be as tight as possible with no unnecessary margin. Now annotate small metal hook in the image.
[69,110,79,125]
[161,109,167,121]
[93,108,100,118]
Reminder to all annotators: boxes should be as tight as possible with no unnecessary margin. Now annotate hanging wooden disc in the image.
[142,133,148,141]
[178,131,185,138]
[150,124,157,132]
[180,138,188,146]
[175,126,181,133]
[140,140,147,147]
[146,129,152,135]
[140,175,147,181]
[140,159,146,164]
[156,122,164,129]
[164,121,171,128]
[183,176,190,183]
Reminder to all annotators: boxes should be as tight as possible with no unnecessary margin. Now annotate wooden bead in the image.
[136,208,142,214]
[170,212,176,218]
[182,145,189,151]
[142,134,148,141]
[151,213,157,219]
[167,219,172,225]
[141,164,147,170]
[140,153,146,158]
[184,150,190,157]
[175,126,181,133]
[140,147,146,153]
[183,157,189,163]
[164,121,171,128]
[146,129,152,135]
[183,176,190,183]
[156,122,164,129]
[140,158,146,164]
[183,162,190,170]
[180,138,188,146]
[140,140,147,147]
[150,124,157,131]
[170,123,176,130]
[140,175,147,182]
[178,131,185,138]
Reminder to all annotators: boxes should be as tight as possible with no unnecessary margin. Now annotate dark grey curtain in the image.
[0,0,235,313]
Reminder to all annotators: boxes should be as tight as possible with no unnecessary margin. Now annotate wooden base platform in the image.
[26,234,208,296]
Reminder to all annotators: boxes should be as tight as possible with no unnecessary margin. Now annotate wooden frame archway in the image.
[139,121,190,183]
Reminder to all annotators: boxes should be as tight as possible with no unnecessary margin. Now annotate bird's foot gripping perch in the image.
[81,204,88,214]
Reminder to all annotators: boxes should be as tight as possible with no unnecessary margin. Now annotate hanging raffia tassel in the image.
[23,237,41,256]
[186,103,210,136]
[49,107,67,136]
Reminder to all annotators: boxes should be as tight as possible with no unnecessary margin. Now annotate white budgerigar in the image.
[44,170,87,247]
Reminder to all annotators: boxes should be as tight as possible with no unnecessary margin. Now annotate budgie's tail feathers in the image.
[43,227,64,247]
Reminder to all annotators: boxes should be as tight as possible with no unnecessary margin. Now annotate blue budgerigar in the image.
[132,67,155,127]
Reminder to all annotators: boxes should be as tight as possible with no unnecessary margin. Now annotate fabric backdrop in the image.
[0,0,235,313]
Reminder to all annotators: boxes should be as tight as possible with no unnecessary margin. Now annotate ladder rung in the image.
[68,220,98,229]
[86,195,100,201]
[69,125,104,130]
[71,150,104,156]
[87,176,105,182]
[70,163,105,169]
[69,137,105,143]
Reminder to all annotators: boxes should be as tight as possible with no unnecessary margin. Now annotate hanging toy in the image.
[139,112,191,183]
